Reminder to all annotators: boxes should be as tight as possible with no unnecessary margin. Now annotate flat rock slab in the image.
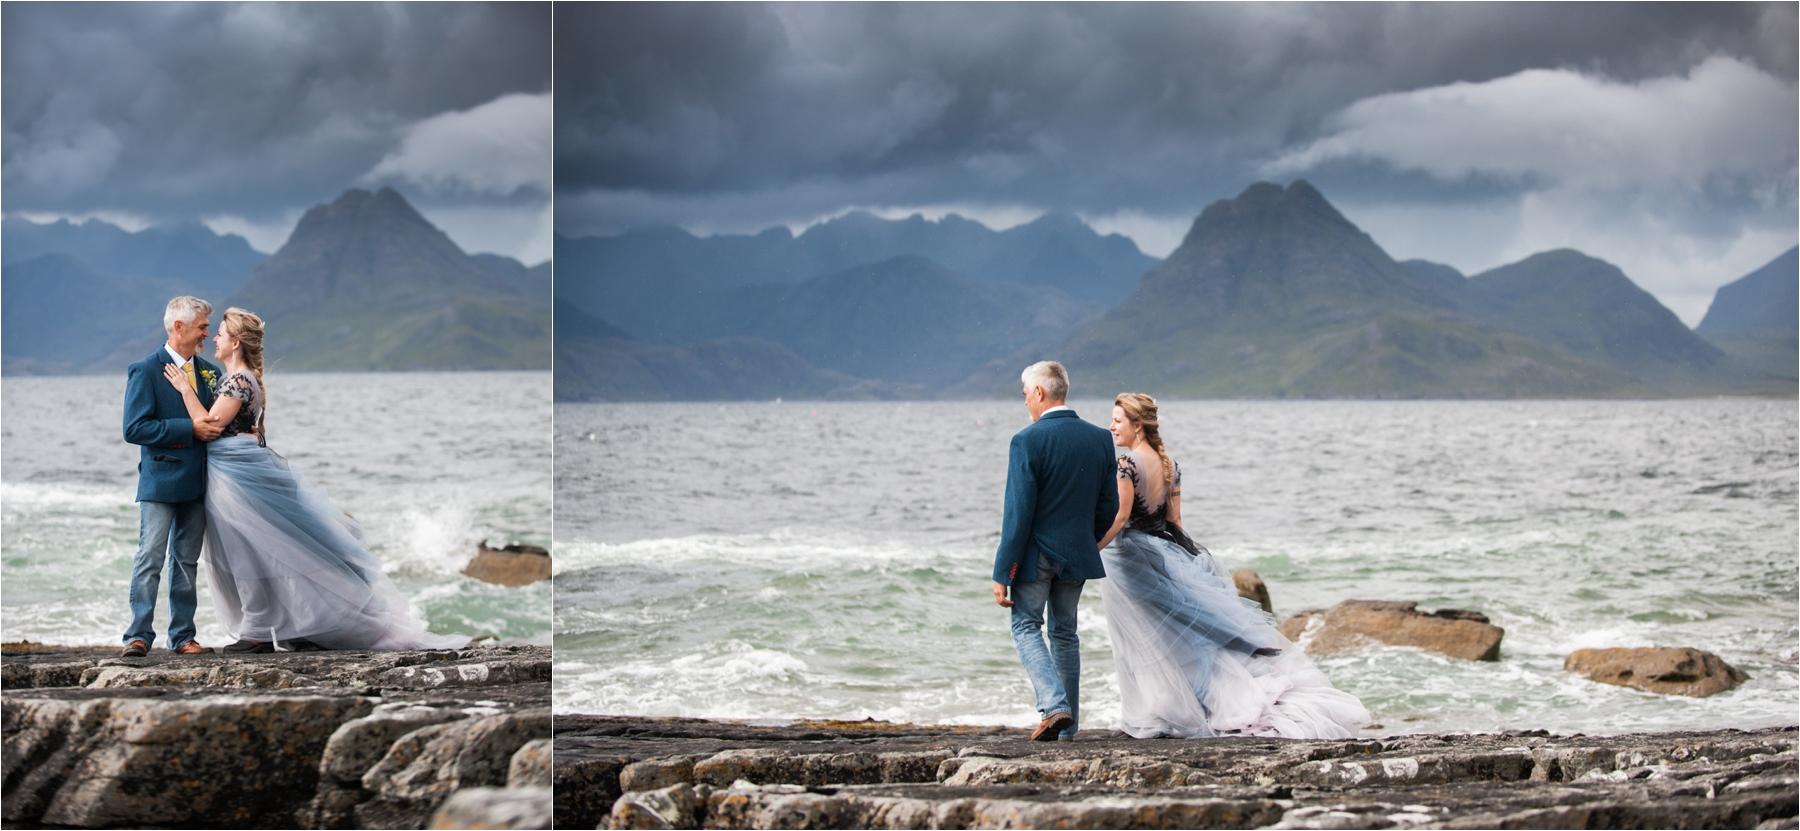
[556,716,1798,830]
[1,643,550,829]
[1,642,550,692]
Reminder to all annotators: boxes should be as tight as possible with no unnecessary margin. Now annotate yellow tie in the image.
[183,362,198,392]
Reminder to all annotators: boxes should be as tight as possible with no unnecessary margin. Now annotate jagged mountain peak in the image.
[1179,179,1360,251]
[1023,208,1087,231]
[280,186,455,256]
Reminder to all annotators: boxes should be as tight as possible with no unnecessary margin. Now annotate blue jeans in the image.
[1010,554,1084,739]
[125,499,206,649]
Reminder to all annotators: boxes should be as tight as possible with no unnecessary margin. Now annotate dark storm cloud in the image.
[555,1,1795,234]
[556,2,1796,322]
[3,2,551,258]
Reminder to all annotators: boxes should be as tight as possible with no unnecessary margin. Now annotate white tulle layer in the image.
[1100,529,1368,739]
[201,435,468,651]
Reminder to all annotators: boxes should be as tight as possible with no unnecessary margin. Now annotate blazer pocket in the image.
[151,455,181,464]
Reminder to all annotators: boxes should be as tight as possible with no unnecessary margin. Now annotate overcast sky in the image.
[558,2,1797,324]
[3,2,551,263]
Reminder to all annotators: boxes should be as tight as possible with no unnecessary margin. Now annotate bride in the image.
[1097,393,1366,739]
[161,307,469,653]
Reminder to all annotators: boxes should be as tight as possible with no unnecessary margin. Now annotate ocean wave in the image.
[555,529,968,575]
[1,482,131,511]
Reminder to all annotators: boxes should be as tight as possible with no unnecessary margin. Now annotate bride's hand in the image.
[161,363,197,397]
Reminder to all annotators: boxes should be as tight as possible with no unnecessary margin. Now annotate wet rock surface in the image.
[556,716,1797,830]
[428,785,554,830]
[465,541,552,587]
[1233,569,1274,614]
[1564,646,1749,697]
[1,642,550,829]
[1278,600,1505,661]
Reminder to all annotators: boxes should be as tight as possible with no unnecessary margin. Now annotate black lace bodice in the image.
[217,370,262,439]
[1118,449,1199,554]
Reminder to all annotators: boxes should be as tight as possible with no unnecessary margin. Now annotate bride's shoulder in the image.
[1115,448,1142,482]
[220,369,260,397]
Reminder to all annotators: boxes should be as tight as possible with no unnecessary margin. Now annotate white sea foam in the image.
[1,482,130,511]
[556,529,962,575]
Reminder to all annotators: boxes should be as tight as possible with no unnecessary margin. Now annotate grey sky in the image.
[557,2,1797,323]
[3,2,552,262]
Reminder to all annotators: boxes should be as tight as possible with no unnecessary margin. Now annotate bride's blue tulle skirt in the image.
[1100,529,1367,738]
[201,435,468,650]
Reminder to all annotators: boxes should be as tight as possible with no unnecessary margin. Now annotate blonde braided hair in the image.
[1114,392,1173,496]
[222,307,267,445]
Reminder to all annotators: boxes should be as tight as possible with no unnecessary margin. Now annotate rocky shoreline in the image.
[555,715,1798,830]
[1,642,551,829]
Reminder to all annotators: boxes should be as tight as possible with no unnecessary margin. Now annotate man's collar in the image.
[163,344,191,365]
[1038,405,1075,420]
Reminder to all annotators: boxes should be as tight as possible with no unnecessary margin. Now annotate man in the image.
[121,296,224,658]
[992,360,1119,741]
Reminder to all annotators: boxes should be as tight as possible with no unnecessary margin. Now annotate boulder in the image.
[508,738,553,787]
[321,704,472,784]
[620,755,706,792]
[463,542,551,586]
[1231,569,1273,614]
[2,693,371,828]
[427,786,552,830]
[612,782,706,829]
[1278,599,1503,661]
[358,708,553,828]
[1,644,550,830]
[1564,647,1749,697]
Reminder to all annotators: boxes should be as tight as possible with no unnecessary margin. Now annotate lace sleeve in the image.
[219,372,254,404]
[1117,453,1140,488]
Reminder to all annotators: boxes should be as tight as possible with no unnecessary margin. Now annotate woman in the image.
[1097,393,1366,739]
[162,307,468,653]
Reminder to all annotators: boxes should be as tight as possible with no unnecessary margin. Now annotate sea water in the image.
[554,399,1797,735]
[2,372,552,646]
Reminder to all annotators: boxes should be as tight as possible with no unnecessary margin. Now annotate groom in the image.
[992,360,1118,741]
[120,296,224,658]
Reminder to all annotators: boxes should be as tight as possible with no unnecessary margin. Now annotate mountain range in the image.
[1053,182,1635,398]
[1694,246,1799,384]
[556,180,1795,401]
[554,298,898,402]
[2,188,550,374]
[554,207,1153,347]
[3,216,264,299]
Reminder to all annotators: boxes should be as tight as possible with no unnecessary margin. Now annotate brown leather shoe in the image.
[174,641,214,655]
[120,639,149,658]
[1029,711,1073,742]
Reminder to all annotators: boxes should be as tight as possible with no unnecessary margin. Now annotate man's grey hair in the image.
[1021,360,1070,401]
[163,296,212,331]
